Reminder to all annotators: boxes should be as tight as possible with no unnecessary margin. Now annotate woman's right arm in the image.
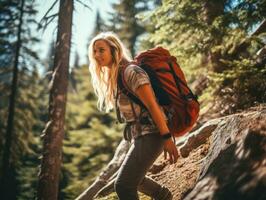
[135,83,179,164]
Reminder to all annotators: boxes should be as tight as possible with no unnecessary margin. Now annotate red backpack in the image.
[117,47,200,137]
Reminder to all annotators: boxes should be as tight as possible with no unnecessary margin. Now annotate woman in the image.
[88,32,178,200]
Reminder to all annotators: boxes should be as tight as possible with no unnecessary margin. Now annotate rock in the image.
[178,119,220,158]
[183,109,266,200]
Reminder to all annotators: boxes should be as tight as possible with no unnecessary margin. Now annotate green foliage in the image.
[14,69,45,199]
[0,64,123,200]
[1,0,265,199]
[0,0,42,199]
[60,65,123,199]
[210,59,266,114]
[0,68,45,200]
[108,0,159,56]
[139,0,266,114]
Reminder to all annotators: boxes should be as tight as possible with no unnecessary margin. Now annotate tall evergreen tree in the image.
[2,2,25,186]
[69,51,79,92]
[0,1,17,69]
[0,0,41,199]
[0,1,19,148]
[93,10,106,36]
[15,67,45,200]
[109,0,149,56]
[37,0,74,199]
[87,9,106,59]
[46,39,56,73]
[73,51,80,68]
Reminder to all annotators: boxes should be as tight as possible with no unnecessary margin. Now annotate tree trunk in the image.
[0,0,25,199]
[202,0,227,73]
[37,1,73,200]
[202,1,226,26]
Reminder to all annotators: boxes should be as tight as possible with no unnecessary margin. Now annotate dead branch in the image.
[76,0,92,11]
[37,0,58,31]
[251,19,266,36]
[75,139,130,200]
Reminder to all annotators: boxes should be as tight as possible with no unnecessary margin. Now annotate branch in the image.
[251,19,266,36]
[37,0,58,31]
[230,19,266,57]
[255,45,266,67]
[42,13,58,31]
[75,0,92,11]
[95,177,117,198]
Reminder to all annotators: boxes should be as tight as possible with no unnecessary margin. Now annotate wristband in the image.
[161,133,172,140]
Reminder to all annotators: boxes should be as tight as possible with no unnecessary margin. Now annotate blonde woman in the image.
[88,32,178,200]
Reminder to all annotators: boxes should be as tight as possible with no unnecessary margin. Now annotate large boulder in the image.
[183,108,266,200]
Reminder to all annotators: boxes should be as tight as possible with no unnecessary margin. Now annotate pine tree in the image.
[15,68,45,200]
[37,0,74,199]
[0,1,19,147]
[0,1,17,69]
[0,0,41,199]
[3,2,25,168]
[69,51,79,92]
[87,9,106,58]
[143,0,266,113]
[45,39,56,73]
[73,51,80,68]
[93,9,107,36]
[109,0,150,56]
[0,0,40,199]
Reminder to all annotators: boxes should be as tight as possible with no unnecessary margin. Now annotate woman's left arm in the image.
[135,84,179,164]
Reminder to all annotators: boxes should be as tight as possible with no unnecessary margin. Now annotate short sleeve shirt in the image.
[116,64,167,140]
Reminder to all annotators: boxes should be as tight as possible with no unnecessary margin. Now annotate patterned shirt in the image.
[116,64,167,140]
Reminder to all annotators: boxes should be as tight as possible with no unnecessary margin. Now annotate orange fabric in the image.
[134,47,200,137]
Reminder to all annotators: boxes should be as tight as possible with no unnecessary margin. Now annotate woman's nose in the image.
[95,52,100,59]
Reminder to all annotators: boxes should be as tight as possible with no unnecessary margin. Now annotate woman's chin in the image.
[103,65,111,69]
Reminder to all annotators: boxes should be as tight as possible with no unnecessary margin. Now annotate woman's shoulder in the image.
[124,63,139,70]
[124,64,147,78]
[122,64,150,92]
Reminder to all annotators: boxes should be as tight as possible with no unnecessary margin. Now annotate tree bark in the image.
[37,1,73,200]
[202,0,227,73]
[0,0,25,199]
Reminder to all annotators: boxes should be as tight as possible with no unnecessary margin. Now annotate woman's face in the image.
[93,40,113,67]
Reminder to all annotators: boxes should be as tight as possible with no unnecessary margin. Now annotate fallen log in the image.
[75,139,130,200]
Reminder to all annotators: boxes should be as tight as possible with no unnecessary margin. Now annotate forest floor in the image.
[148,104,265,200]
[97,140,210,200]
[97,105,265,200]
[147,137,211,200]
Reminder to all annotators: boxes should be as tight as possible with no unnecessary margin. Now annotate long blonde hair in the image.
[88,32,132,112]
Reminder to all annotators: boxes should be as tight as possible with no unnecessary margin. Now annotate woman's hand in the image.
[163,139,179,164]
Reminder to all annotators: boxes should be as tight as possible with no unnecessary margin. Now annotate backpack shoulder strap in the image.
[115,65,145,127]
[168,61,198,101]
[117,65,145,107]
